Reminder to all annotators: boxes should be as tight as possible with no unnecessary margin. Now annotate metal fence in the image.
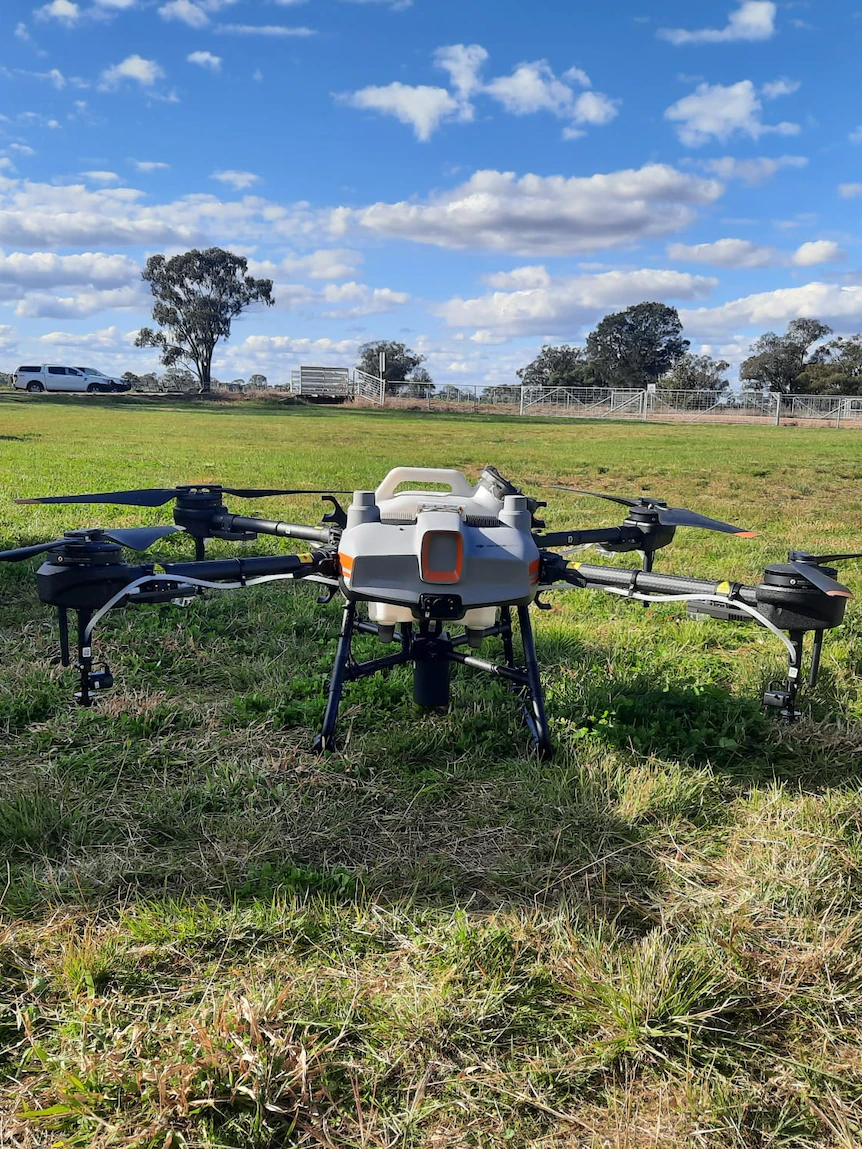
[347,380,862,427]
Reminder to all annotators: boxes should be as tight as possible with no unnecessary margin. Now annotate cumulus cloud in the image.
[792,240,844,266]
[0,175,314,248]
[681,283,862,338]
[665,79,799,146]
[434,43,488,99]
[337,84,462,142]
[659,1,777,45]
[158,0,209,26]
[101,55,165,88]
[698,154,807,185]
[483,265,552,289]
[15,285,147,318]
[333,164,723,256]
[0,250,139,289]
[248,248,363,281]
[320,281,410,316]
[35,0,79,22]
[839,183,862,198]
[130,159,170,171]
[437,269,717,339]
[668,237,844,269]
[188,50,221,70]
[211,169,260,190]
[339,44,617,141]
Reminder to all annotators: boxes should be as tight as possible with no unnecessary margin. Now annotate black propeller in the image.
[16,485,349,508]
[787,552,856,599]
[550,486,757,538]
[0,525,180,562]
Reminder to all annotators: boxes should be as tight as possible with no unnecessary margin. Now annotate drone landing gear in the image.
[763,628,825,722]
[312,603,552,757]
[57,606,114,707]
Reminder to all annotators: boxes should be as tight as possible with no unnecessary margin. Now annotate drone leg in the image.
[501,606,516,668]
[809,631,825,689]
[517,604,553,758]
[58,607,71,667]
[314,601,356,753]
[75,609,93,707]
[194,537,206,562]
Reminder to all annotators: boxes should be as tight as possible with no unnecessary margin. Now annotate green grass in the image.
[2,395,862,1147]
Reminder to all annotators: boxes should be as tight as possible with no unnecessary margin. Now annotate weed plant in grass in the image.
[2,397,862,1146]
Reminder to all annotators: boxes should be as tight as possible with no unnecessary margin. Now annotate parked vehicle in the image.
[73,367,131,393]
[12,365,130,394]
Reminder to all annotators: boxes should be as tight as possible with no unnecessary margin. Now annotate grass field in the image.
[2,395,862,1148]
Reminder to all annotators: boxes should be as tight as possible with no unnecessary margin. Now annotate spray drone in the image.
[2,465,858,756]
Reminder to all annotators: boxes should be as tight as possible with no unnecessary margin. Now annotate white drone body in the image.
[336,467,540,641]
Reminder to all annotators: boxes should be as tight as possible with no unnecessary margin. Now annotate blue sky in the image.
[0,0,859,385]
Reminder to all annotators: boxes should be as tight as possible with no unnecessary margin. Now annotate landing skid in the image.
[312,603,552,757]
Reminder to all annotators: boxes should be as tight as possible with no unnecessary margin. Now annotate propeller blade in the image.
[548,486,638,508]
[222,488,350,498]
[0,539,64,562]
[17,486,348,507]
[101,526,181,550]
[806,552,862,564]
[656,506,758,537]
[17,488,180,507]
[790,561,854,599]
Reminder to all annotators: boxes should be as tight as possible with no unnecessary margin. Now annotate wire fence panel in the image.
[329,372,862,428]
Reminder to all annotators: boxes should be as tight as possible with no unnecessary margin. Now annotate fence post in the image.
[774,393,782,427]
[837,401,843,430]
[519,386,525,416]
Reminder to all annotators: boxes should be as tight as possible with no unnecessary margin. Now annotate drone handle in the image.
[374,467,475,501]
[215,514,331,544]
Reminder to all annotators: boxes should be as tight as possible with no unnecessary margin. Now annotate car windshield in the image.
[77,367,105,376]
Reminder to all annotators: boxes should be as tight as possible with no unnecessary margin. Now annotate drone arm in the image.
[568,561,756,606]
[533,526,641,549]
[213,513,332,545]
[161,547,336,583]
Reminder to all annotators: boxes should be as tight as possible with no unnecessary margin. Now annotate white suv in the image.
[12,365,130,393]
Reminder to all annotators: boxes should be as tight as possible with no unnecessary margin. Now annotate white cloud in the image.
[334,164,723,256]
[15,285,146,318]
[80,170,120,183]
[659,2,777,45]
[214,23,315,35]
[437,269,717,340]
[839,183,862,198]
[35,0,79,22]
[699,154,807,185]
[38,325,129,349]
[101,55,165,88]
[341,45,617,141]
[9,145,37,156]
[792,240,844,266]
[668,237,844,269]
[188,50,222,70]
[668,238,778,268]
[850,126,862,144]
[0,174,314,248]
[338,83,462,142]
[130,159,170,172]
[665,80,799,146]
[247,249,363,281]
[485,61,578,117]
[158,0,209,26]
[761,78,800,99]
[483,266,552,289]
[0,250,139,289]
[339,0,412,8]
[681,283,862,338]
[320,281,410,316]
[211,169,260,190]
[434,44,488,99]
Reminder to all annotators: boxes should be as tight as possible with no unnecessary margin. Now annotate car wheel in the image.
[86,382,100,393]
[26,381,44,393]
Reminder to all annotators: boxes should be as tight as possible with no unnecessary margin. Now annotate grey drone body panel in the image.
[337,469,540,618]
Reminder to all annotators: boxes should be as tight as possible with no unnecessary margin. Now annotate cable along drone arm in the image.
[542,556,850,721]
